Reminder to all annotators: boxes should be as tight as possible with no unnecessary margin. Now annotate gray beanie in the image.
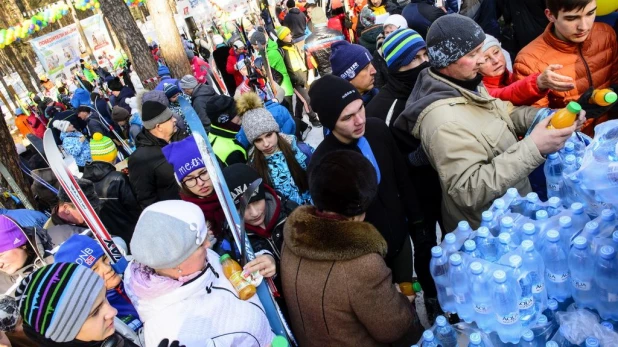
[141,101,173,130]
[131,200,207,269]
[179,75,199,90]
[142,89,169,107]
[250,30,266,46]
[426,14,486,69]
[238,93,280,143]
[185,48,195,60]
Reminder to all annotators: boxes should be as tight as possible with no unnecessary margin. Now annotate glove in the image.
[157,339,185,347]
[577,86,617,119]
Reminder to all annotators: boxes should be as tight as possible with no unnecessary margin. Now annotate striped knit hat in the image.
[382,28,426,72]
[276,26,291,41]
[16,263,104,343]
[90,132,118,163]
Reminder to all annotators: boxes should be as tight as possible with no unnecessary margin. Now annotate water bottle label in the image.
[532,282,545,294]
[518,296,534,310]
[571,279,591,291]
[497,312,520,325]
[546,270,569,283]
[608,163,618,184]
[547,182,562,192]
[455,294,467,304]
[609,292,618,303]
[474,303,490,314]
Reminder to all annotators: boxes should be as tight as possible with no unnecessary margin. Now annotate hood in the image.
[135,128,169,148]
[70,88,92,108]
[118,86,136,100]
[246,185,281,237]
[192,83,217,98]
[283,205,387,261]
[288,7,301,14]
[83,161,116,182]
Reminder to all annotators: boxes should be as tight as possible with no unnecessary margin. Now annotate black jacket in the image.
[93,95,112,123]
[358,24,382,56]
[82,161,141,245]
[365,75,410,128]
[213,46,237,95]
[308,118,423,262]
[128,129,186,208]
[498,0,548,52]
[372,48,390,90]
[402,1,446,39]
[190,83,216,131]
[304,26,345,76]
[283,8,308,40]
[85,114,111,138]
[113,86,135,113]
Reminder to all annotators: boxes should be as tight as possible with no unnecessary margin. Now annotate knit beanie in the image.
[141,101,173,130]
[250,29,267,46]
[206,94,237,125]
[223,164,266,206]
[286,0,295,8]
[161,135,205,183]
[58,177,101,211]
[90,132,118,164]
[0,216,27,253]
[70,88,93,108]
[330,41,373,81]
[383,14,408,30]
[142,90,170,107]
[309,74,361,130]
[276,26,291,41]
[15,108,23,116]
[157,65,171,77]
[52,120,71,133]
[164,83,182,99]
[185,48,195,60]
[482,34,501,53]
[213,35,225,46]
[107,77,123,92]
[16,263,104,343]
[359,6,376,27]
[309,150,377,217]
[111,105,130,122]
[383,28,426,72]
[131,200,208,269]
[0,295,19,333]
[54,234,105,268]
[179,75,199,90]
[237,93,280,143]
[426,14,486,69]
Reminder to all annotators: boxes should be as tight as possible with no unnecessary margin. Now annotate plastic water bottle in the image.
[546,341,559,347]
[594,245,618,320]
[421,330,441,347]
[580,221,601,251]
[520,329,536,347]
[568,236,595,309]
[468,332,485,347]
[545,299,559,323]
[521,240,548,313]
[597,209,617,237]
[443,233,460,256]
[568,202,590,231]
[497,233,513,259]
[546,197,563,217]
[434,315,457,347]
[510,255,536,326]
[600,321,614,331]
[481,210,499,236]
[541,230,570,302]
[455,221,472,243]
[585,337,600,347]
[500,216,520,246]
[505,188,525,214]
[468,261,493,331]
[524,193,543,219]
[449,253,474,322]
[558,216,575,252]
[491,198,508,216]
[430,246,454,312]
[534,210,551,243]
[545,153,564,200]
[464,240,481,258]
[535,314,549,329]
[475,227,498,261]
[521,223,538,245]
[491,270,523,344]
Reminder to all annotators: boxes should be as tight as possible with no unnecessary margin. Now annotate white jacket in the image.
[124,249,275,347]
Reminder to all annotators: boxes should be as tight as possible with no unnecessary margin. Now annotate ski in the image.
[180,97,296,344]
[43,129,128,273]
[85,105,134,155]
[0,162,34,210]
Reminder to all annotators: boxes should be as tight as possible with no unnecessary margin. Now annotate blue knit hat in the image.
[70,88,93,108]
[330,41,373,81]
[15,108,24,116]
[161,135,205,183]
[158,65,171,77]
[164,83,182,99]
[54,234,105,269]
[383,28,426,72]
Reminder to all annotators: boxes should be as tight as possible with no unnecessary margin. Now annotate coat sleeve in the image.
[505,101,541,137]
[423,118,545,216]
[129,159,158,209]
[346,253,414,343]
[512,56,550,108]
[487,73,548,106]
[226,54,237,75]
[118,174,142,216]
[192,97,212,131]
[274,104,296,136]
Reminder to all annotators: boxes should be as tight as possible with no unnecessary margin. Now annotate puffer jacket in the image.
[513,22,618,135]
[482,71,548,106]
[359,24,383,56]
[226,48,246,87]
[304,25,345,76]
[394,69,545,231]
[114,86,136,113]
[190,83,217,131]
[60,131,91,167]
[83,161,142,245]
[265,39,294,96]
[190,56,211,84]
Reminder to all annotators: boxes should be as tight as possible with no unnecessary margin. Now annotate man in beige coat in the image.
[394,14,585,231]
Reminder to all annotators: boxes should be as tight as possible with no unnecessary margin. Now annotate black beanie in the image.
[286,0,295,8]
[205,95,236,125]
[58,177,101,211]
[309,150,377,217]
[309,74,362,130]
[141,101,173,130]
[107,77,123,92]
[223,164,266,206]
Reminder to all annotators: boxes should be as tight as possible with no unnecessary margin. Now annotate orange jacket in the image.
[14,115,32,137]
[513,23,618,135]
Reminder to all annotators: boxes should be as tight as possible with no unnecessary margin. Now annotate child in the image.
[52,120,92,169]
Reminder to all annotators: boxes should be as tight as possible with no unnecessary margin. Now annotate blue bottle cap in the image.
[546,229,560,242]
[565,154,576,164]
[509,255,522,268]
[526,192,539,202]
[548,299,558,310]
[523,223,535,234]
[564,142,575,151]
[547,342,559,347]
[498,232,511,244]
[536,210,548,220]
[599,246,616,260]
[573,236,587,249]
[521,240,534,251]
[458,220,471,231]
[548,197,561,208]
[501,216,514,228]
[482,210,493,221]
[601,321,614,330]
[559,216,572,227]
[585,337,600,347]
[613,231,618,244]
[571,202,584,214]
[469,332,481,344]
[569,174,580,183]
[601,209,615,221]
[493,270,506,283]
[435,315,446,327]
[493,198,506,209]
[431,246,443,257]
[444,233,456,244]
[537,314,548,324]
[477,226,490,237]
[449,253,462,265]
[522,329,534,341]
[464,240,476,251]
[422,330,434,341]
[507,187,518,197]
[548,152,560,159]
[469,262,483,274]
[584,221,599,235]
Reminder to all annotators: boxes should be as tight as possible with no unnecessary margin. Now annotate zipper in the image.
[577,45,594,87]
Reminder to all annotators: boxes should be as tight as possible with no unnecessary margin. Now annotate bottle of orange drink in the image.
[220,254,256,300]
[590,89,618,106]
[548,101,581,129]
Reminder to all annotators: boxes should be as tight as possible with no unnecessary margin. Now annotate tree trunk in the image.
[147,0,192,79]
[4,45,38,93]
[22,52,43,93]
[65,0,96,62]
[0,109,35,209]
[98,0,159,87]
[103,16,122,51]
[0,68,19,111]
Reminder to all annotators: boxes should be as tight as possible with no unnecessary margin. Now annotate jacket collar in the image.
[283,206,387,261]
[541,23,591,53]
[210,124,238,138]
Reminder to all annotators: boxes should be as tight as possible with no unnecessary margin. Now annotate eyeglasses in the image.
[183,171,211,188]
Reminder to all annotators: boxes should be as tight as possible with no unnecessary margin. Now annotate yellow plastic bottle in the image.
[590,89,618,106]
[220,254,256,300]
[548,101,581,129]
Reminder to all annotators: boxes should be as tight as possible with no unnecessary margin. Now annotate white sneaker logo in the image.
[13,238,21,245]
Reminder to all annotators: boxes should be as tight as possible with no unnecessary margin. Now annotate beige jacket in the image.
[395,69,545,231]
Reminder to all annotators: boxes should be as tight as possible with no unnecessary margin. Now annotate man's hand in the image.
[529,114,578,155]
[536,64,575,91]
[244,254,276,278]
[577,87,616,119]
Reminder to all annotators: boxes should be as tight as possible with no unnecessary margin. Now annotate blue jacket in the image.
[108,282,142,332]
[0,208,47,229]
[60,132,92,167]
[155,76,180,91]
[236,101,296,148]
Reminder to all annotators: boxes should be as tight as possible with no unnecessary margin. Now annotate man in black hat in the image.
[107,77,135,113]
[205,95,247,166]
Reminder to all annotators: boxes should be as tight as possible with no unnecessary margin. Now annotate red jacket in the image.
[191,56,211,84]
[225,48,245,87]
[483,71,548,106]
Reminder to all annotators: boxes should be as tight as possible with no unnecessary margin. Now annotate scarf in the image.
[125,262,202,301]
[23,324,125,347]
[390,61,430,90]
[180,192,226,237]
[432,68,484,92]
[357,136,381,184]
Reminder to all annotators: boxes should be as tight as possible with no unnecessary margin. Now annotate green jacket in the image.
[208,125,247,166]
[266,39,294,96]
[83,68,97,83]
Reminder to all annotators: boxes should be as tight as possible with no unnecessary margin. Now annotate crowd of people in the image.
[2,0,618,345]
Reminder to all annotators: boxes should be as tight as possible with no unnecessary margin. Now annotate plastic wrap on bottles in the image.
[576,120,618,191]
[554,309,618,346]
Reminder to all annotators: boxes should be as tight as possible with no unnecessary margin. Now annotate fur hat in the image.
[309,150,377,217]
[237,92,280,143]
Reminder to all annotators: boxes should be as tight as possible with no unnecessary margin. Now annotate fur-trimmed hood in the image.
[283,205,387,261]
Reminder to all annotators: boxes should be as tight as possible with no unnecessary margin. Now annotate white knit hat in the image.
[52,120,71,132]
[383,14,408,30]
